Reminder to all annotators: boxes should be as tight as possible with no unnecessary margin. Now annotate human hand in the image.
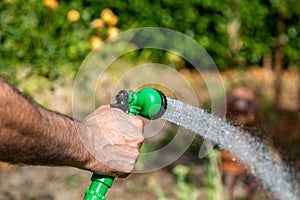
[78,105,144,178]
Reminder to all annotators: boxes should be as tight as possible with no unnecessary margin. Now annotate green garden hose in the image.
[83,88,167,200]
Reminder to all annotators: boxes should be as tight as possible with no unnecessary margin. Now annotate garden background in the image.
[0,0,300,199]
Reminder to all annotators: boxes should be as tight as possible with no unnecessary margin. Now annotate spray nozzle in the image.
[84,88,167,200]
[111,88,167,119]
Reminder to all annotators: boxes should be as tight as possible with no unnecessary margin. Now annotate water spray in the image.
[83,88,167,200]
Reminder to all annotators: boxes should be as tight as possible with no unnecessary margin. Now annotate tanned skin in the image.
[0,79,144,178]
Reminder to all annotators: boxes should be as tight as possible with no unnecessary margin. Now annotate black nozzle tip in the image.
[110,90,129,113]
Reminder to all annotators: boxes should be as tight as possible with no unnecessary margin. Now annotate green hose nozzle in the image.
[83,88,167,200]
[111,88,167,119]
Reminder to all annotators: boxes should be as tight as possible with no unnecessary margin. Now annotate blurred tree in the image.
[271,0,300,109]
[0,0,91,84]
[0,0,230,86]
[0,0,119,85]
[0,0,299,87]
[96,0,232,70]
[237,0,300,108]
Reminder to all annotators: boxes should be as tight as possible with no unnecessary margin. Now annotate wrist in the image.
[72,121,105,173]
[37,109,92,170]
[70,121,94,170]
[57,118,93,170]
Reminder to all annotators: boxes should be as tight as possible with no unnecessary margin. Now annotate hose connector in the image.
[111,88,167,119]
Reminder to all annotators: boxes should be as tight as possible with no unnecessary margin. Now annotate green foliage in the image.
[99,0,232,69]
[204,150,225,200]
[172,165,199,200]
[238,0,300,67]
[154,187,168,200]
[0,0,117,85]
[1,0,299,86]
[1,0,88,84]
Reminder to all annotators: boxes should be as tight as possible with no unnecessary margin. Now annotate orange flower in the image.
[101,9,114,21]
[107,15,119,26]
[67,9,80,22]
[43,0,59,10]
[91,36,103,50]
[92,19,105,29]
[108,27,120,42]
[101,8,118,26]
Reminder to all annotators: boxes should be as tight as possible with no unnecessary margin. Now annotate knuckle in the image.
[119,164,134,176]
[136,118,144,127]
[133,149,140,158]
[139,136,144,143]
[130,116,144,128]
[131,150,140,160]
[126,164,135,174]
[134,137,144,147]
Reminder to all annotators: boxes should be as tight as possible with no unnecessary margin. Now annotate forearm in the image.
[0,79,89,168]
[0,79,144,177]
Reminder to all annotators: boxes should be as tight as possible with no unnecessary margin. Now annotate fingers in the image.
[95,105,144,128]
[82,104,145,177]
[129,115,144,128]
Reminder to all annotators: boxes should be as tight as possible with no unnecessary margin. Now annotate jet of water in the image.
[162,98,299,200]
